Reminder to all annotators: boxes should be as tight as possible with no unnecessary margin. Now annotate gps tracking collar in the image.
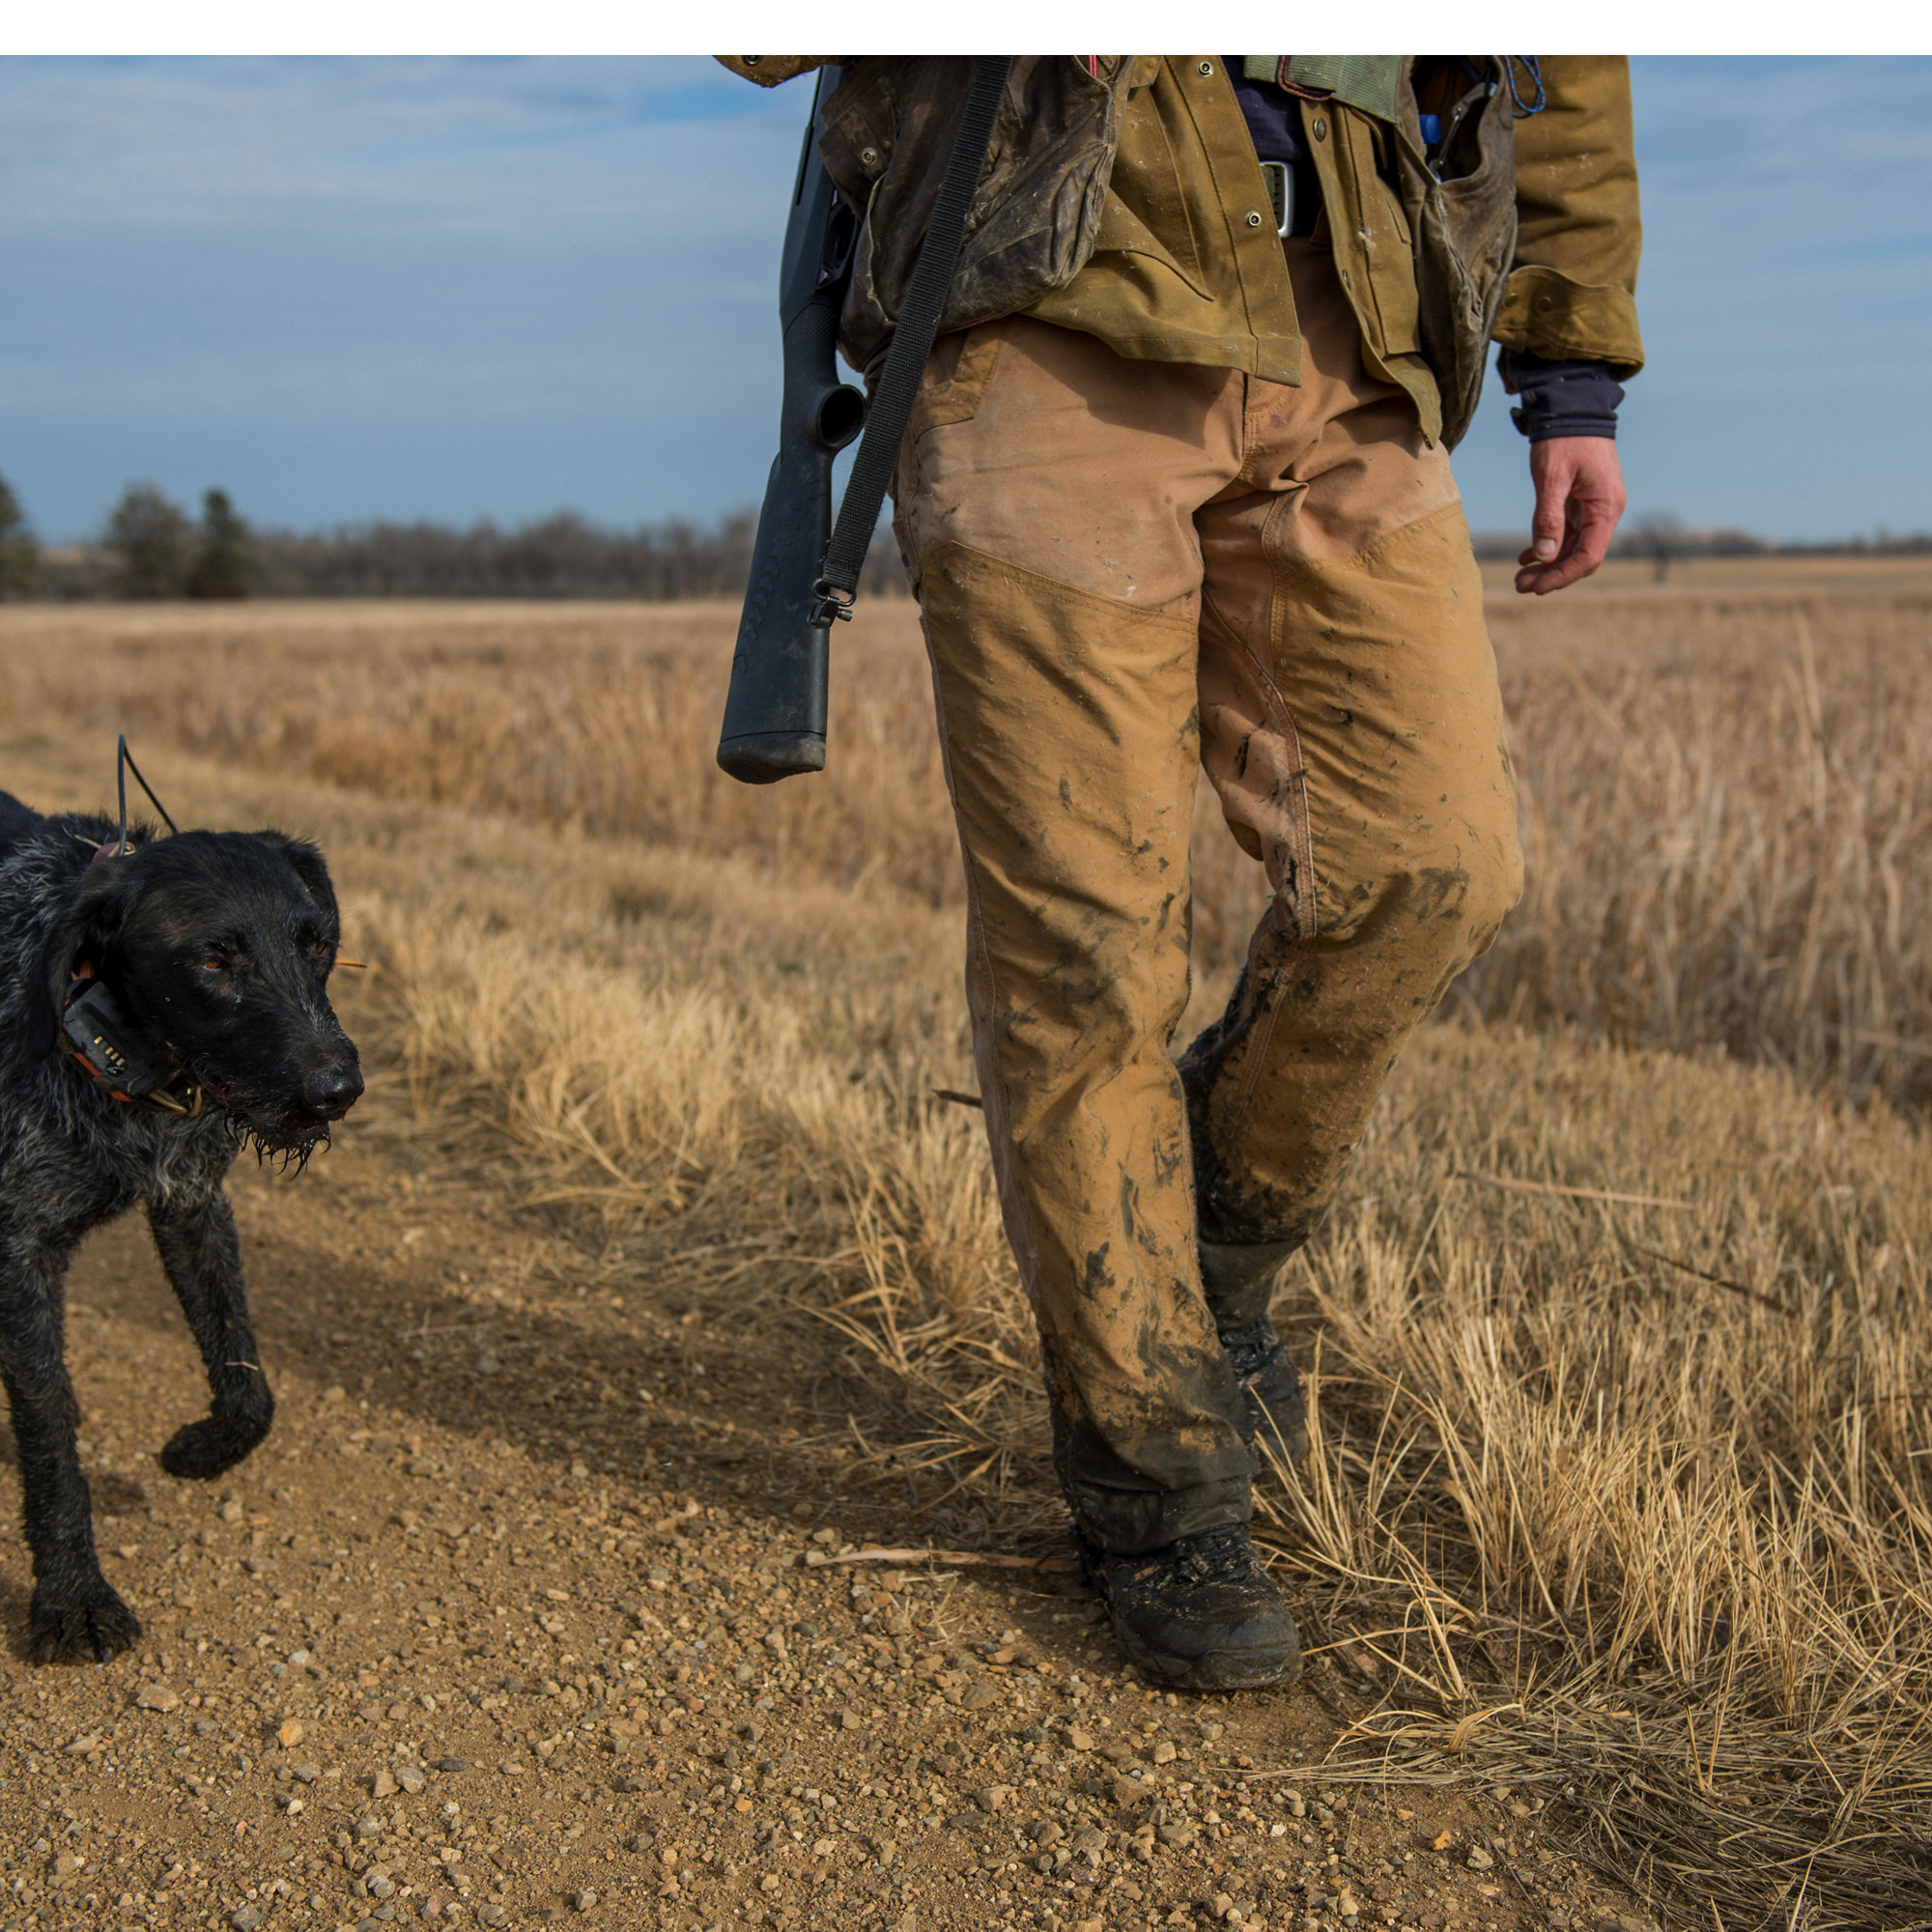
[58,966,204,1117]
[54,735,203,1118]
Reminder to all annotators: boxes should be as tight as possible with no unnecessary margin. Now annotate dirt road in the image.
[0,1121,1632,1932]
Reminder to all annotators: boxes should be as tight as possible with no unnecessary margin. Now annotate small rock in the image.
[397,1764,427,1794]
[1067,1726,1094,1751]
[572,1889,597,1911]
[51,1852,83,1878]
[1152,1740,1178,1764]
[291,1763,323,1784]
[135,1684,180,1712]
[838,1709,862,1730]
[975,1784,1012,1812]
[958,1678,1000,1711]
[220,1500,244,1524]
[231,1910,266,1931]
[1465,1844,1494,1871]
[322,1384,347,1404]
[366,1874,395,1898]
[372,1770,398,1799]
[437,1756,469,1773]
[277,1719,304,1748]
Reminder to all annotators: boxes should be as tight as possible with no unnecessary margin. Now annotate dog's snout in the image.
[301,1065,364,1119]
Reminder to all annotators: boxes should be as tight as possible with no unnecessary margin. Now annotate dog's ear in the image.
[31,862,142,1053]
[258,834,338,924]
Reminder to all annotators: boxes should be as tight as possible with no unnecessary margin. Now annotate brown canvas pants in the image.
[892,238,1523,1553]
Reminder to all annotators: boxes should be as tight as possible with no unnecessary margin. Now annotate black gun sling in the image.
[809,56,1015,628]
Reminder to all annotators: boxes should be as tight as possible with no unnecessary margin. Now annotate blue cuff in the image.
[1497,349,1625,441]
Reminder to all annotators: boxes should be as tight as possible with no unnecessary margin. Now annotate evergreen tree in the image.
[104,482,194,599]
[0,474,38,601]
[188,487,256,600]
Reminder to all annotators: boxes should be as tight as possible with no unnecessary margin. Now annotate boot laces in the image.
[1169,1525,1263,1588]
[1217,1317,1285,1383]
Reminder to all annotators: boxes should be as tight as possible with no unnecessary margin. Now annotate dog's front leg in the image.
[0,1238,140,1661]
[148,1188,275,1482]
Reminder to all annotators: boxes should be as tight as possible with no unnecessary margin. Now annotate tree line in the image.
[0,477,910,603]
[3,474,1926,606]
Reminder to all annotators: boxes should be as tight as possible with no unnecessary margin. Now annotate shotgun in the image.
[715,64,865,784]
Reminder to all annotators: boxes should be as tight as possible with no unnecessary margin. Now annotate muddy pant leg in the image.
[1185,242,1522,1260]
[895,320,1256,1553]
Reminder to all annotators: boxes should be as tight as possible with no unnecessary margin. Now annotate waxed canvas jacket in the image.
[721,56,1643,448]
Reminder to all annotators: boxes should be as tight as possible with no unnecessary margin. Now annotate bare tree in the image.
[1627,510,1685,584]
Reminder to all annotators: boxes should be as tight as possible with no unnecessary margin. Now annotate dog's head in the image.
[39,830,363,1152]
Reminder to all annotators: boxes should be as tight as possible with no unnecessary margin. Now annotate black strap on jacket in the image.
[809,56,1014,628]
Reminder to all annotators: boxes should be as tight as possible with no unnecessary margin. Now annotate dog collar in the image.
[57,968,205,1119]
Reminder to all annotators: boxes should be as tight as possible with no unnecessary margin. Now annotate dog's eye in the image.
[202,954,228,975]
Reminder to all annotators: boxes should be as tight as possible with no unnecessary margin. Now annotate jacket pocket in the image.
[1393,63,1519,448]
[1322,108,1423,364]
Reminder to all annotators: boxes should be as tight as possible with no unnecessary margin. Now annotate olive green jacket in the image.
[720,56,1642,447]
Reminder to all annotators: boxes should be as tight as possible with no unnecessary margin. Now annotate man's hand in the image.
[1515,437,1627,595]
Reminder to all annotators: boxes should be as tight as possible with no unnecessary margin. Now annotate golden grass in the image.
[6,571,1932,1925]
[10,577,1932,1100]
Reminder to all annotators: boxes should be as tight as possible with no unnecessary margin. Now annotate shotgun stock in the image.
[716,66,865,784]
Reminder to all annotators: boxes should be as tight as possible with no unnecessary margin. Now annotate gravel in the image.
[0,1126,1641,1931]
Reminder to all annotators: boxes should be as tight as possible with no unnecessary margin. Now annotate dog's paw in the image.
[159,1412,268,1482]
[29,1577,141,1663]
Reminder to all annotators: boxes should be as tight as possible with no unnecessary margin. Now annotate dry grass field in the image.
[1,559,1931,1931]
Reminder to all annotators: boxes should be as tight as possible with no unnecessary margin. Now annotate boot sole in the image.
[1111,1620,1303,1692]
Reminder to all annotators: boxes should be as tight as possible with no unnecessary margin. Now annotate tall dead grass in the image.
[7,577,1932,1102]
[6,572,1932,1924]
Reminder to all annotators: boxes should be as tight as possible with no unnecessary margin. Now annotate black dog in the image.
[0,789,362,1662]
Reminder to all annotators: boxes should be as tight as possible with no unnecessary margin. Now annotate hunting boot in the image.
[1079,1522,1302,1690]
[1200,1237,1308,1463]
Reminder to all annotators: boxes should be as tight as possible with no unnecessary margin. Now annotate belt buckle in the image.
[1258,160,1293,238]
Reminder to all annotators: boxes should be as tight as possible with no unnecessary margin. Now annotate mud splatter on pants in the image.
[891,238,1524,1553]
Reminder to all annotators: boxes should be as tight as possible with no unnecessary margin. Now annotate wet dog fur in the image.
[0,790,362,1662]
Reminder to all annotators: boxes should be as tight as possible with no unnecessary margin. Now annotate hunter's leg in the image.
[893,316,1257,1556]
[1187,236,1523,1383]
[0,1233,139,1661]
[148,1189,275,1481]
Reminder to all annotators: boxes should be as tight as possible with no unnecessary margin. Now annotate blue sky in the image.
[1,55,1927,544]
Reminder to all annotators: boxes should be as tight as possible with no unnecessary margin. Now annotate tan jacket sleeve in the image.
[1494,56,1644,373]
[715,56,824,86]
